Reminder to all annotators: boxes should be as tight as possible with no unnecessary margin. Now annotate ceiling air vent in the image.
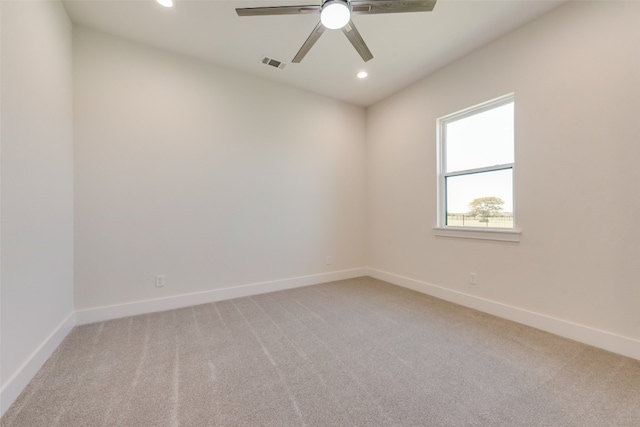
[261,56,286,70]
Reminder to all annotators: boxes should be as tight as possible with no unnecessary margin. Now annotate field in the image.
[446,214,513,228]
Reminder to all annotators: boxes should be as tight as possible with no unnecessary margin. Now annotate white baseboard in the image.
[366,268,640,361]
[0,311,76,417]
[76,268,367,325]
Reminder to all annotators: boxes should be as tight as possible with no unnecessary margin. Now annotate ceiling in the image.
[62,0,567,106]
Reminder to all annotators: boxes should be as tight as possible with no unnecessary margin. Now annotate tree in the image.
[468,197,504,221]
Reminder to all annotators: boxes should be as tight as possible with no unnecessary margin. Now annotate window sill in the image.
[433,226,521,242]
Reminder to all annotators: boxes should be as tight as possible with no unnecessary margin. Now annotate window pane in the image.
[445,102,514,172]
[445,169,513,228]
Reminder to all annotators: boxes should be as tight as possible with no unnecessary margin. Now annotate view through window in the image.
[438,95,514,229]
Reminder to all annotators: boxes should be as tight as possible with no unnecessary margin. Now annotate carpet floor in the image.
[2,277,640,426]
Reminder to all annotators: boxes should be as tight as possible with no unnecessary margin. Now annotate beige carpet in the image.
[3,277,640,426]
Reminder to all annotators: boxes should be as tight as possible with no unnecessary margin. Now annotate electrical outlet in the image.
[469,273,477,285]
[155,275,165,287]
[326,256,333,265]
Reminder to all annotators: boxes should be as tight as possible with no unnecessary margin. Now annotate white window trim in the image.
[433,226,521,242]
[436,94,519,242]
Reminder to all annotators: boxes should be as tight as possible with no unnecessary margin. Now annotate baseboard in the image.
[366,268,640,361]
[0,311,76,417]
[76,268,367,325]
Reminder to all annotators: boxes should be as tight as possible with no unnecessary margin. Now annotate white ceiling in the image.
[62,0,567,106]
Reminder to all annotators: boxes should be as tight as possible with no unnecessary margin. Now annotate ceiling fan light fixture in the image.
[321,0,351,30]
[156,0,174,8]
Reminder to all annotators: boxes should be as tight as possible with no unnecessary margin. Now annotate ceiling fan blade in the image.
[292,21,326,63]
[236,5,321,17]
[350,0,437,15]
[341,20,373,62]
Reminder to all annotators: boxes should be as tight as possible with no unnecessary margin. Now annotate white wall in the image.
[0,0,75,412]
[73,27,367,312]
[367,0,640,348]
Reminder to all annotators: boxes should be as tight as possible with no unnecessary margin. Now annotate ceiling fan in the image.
[236,0,437,63]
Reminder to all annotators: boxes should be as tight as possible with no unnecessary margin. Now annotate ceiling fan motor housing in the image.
[322,0,350,6]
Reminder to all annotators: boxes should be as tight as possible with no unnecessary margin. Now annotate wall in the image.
[73,27,367,318]
[0,0,75,413]
[366,1,640,357]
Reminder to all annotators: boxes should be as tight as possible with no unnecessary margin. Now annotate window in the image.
[436,94,518,240]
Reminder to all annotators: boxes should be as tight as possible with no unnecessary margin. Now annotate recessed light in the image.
[357,71,368,79]
[157,0,174,8]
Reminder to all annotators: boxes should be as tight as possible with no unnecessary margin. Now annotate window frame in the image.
[435,94,520,242]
